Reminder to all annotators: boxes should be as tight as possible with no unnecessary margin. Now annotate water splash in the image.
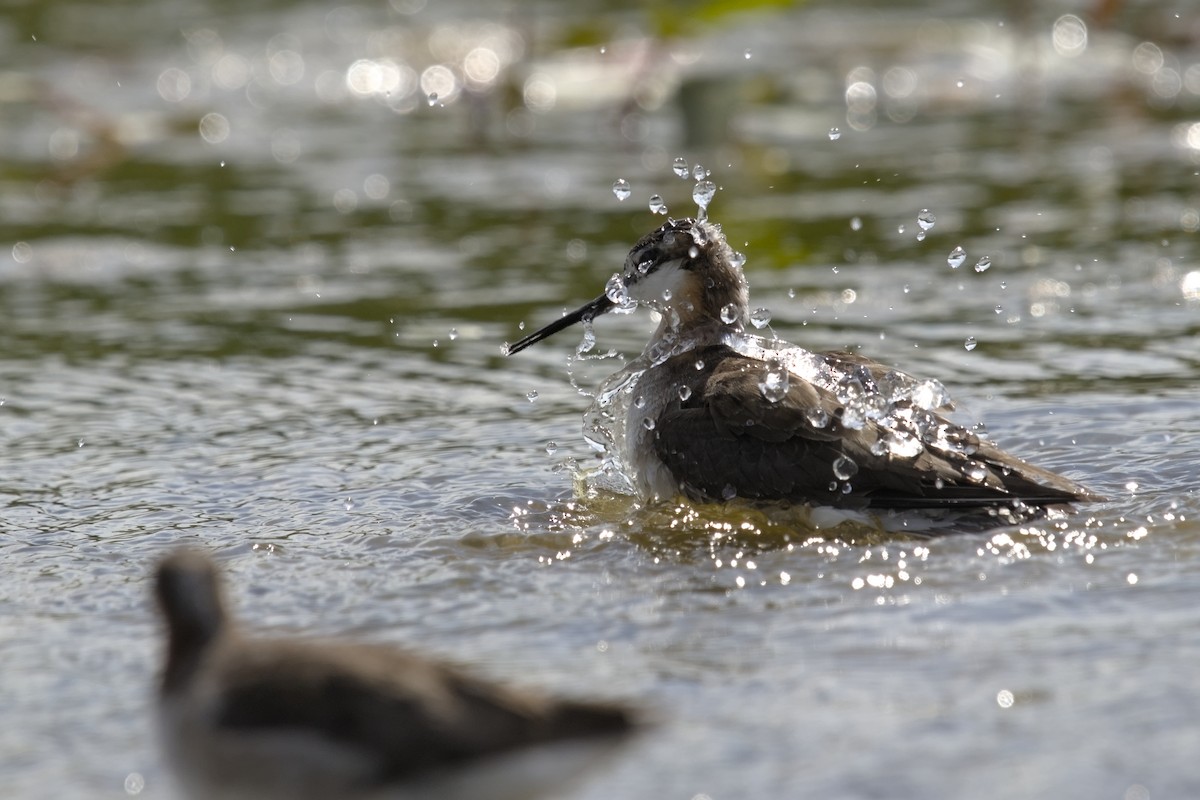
[693,180,716,220]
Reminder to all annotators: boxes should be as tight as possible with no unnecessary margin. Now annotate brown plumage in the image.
[506,218,1100,514]
[154,550,638,800]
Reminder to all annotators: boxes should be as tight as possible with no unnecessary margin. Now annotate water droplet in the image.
[974,255,992,273]
[545,441,558,455]
[947,246,967,269]
[672,157,689,179]
[612,178,631,201]
[721,484,738,500]
[917,208,936,231]
[649,194,668,215]
[526,390,539,402]
[750,307,772,329]
[447,328,458,340]
[720,303,739,324]
[964,336,977,351]
[787,288,796,298]
[744,49,752,60]
[994,304,1003,314]
[886,431,924,458]
[678,385,692,401]
[661,288,672,302]
[633,395,646,409]
[605,273,634,310]
[833,455,858,480]
[966,463,988,483]
[758,360,790,403]
[805,408,830,429]
[693,179,716,212]
[730,250,746,269]
[692,164,708,180]
[344,497,355,511]
[850,216,862,231]
[426,92,438,106]
[828,127,841,141]
[694,359,705,371]
[897,224,906,235]
[915,230,927,242]
[576,323,597,355]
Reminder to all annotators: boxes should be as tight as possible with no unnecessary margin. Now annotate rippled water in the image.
[2,1,1199,798]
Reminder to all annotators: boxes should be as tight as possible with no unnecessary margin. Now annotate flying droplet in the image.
[693,180,716,213]
[974,256,992,273]
[526,390,539,402]
[612,178,631,201]
[828,127,841,141]
[730,250,746,269]
[344,497,355,511]
[545,441,558,455]
[426,92,438,106]
[678,385,692,401]
[947,246,967,269]
[832,455,858,480]
[805,408,830,429]
[744,49,752,60]
[720,303,739,325]
[448,328,458,340]
[672,157,689,179]
[758,360,790,403]
[850,216,862,231]
[750,307,772,329]
[692,164,708,180]
[916,230,927,242]
[917,208,936,231]
[649,194,668,215]
[694,359,705,371]
[964,336,977,351]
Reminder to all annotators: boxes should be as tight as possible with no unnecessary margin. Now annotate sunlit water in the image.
[2,1,1199,798]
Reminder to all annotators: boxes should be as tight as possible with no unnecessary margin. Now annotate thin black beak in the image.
[505,294,615,355]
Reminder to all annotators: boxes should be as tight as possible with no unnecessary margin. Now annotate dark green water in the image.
[2,1,1199,798]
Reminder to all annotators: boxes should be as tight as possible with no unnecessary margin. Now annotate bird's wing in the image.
[652,346,1091,509]
[213,640,634,781]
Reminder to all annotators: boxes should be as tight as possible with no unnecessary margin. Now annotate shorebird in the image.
[153,550,638,800]
[505,217,1098,515]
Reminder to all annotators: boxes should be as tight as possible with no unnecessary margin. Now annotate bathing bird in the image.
[506,217,1098,514]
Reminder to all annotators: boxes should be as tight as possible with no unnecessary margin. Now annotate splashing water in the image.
[693,180,716,219]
